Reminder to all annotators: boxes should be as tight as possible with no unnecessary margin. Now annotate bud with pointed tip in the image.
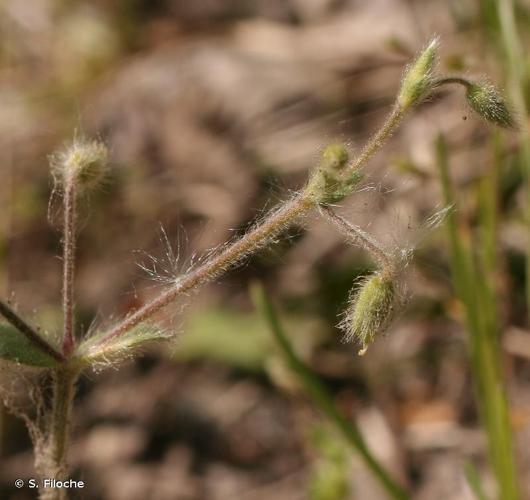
[342,272,396,355]
[465,80,516,128]
[305,144,362,204]
[52,139,109,191]
[398,38,439,110]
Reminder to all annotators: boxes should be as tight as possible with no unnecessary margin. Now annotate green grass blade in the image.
[464,461,490,500]
[495,0,530,318]
[251,283,409,500]
[436,134,520,500]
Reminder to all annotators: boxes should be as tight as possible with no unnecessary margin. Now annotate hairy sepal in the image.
[398,38,439,110]
[75,325,172,369]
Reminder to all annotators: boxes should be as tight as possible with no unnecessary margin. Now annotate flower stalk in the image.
[319,206,394,270]
[62,180,77,357]
[433,75,515,128]
[92,195,315,349]
[319,207,403,355]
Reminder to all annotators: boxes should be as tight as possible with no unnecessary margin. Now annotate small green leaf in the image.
[0,324,59,368]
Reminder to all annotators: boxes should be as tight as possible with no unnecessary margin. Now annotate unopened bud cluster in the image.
[52,139,109,190]
[305,144,362,204]
[396,38,515,131]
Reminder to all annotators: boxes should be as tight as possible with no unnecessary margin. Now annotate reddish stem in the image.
[62,181,76,356]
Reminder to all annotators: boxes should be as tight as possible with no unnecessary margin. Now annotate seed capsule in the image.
[305,144,362,204]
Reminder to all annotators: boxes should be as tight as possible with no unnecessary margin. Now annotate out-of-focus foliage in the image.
[308,425,350,500]
[175,307,322,373]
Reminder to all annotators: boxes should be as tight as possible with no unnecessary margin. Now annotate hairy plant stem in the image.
[43,367,79,500]
[62,181,76,357]
[432,76,473,89]
[41,172,80,500]
[40,101,410,493]
[319,206,394,270]
[92,104,409,350]
[347,105,405,175]
[94,195,314,348]
[0,299,65,362]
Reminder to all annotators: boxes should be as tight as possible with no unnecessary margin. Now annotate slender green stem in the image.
[0,299,65,363]
[432,76,473,89]
[464,462,490,500]
[252,284,409,500]
[347,106,405,175]
[44,368,79,500]
[62,181,76,357]
[41,176,80,500]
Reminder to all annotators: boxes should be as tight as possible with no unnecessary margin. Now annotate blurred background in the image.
[0,0,529,499]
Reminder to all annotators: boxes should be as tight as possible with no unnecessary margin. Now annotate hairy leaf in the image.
[0,324,59,368]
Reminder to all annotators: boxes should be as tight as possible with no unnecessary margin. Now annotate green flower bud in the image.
[398,38,439,110]
[52,139,109,190]
[344,273,396,355]
[321,143,349,170]
[465,80,515,128]
[305,144,362,204]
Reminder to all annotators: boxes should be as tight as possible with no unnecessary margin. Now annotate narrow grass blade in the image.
[464,461,490,500]
[251,283,409,500]
[495,0,530,318]
[436,134,520,500]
